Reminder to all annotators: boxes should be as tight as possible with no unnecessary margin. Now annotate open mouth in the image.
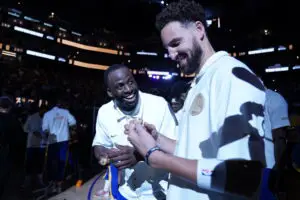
[124,93,136,103]
[176,53,187,62]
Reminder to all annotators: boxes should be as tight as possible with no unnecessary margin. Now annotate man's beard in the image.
[183,40,202,75]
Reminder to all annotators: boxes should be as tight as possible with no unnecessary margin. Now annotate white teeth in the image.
[125,94,135,99]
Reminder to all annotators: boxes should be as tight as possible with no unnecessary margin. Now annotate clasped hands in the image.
[124,120,159,158]
[97,120,160,169]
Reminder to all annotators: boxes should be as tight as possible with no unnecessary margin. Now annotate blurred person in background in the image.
[0,96,25,198]
[168,80,190,120]
[22,103,47,189]
[42,96,76,193]
[261,89,290,199]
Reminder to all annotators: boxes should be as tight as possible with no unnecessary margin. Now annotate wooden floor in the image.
[49,173,105,200]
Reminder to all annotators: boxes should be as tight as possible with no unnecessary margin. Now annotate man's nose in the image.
[124,85,132,93]
[168,49,178,61]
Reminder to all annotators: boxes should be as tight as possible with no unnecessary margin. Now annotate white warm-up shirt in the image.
[23,112,44,148]
[42,106,76,144]
[167,51,266,200]
[92,91,177,200]
[264,89,290,168]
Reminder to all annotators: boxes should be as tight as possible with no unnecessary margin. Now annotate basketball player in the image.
[92,64,177,199]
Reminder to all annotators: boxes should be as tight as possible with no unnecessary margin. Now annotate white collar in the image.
[191,51,229,87]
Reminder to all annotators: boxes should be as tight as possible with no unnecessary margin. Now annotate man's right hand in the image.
[94,146,138,169]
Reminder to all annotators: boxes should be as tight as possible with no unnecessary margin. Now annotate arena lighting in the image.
[60,39,118,55]
[265,67,289,73]
[2,50,16,57]
[44,23,53,27]
[26,50,55,60]
[58,57,66,62]
[14,26,44,38]
[124,52,131,56]
[24,16,40,23]
[147,70,170,76]
[46,36,55,40]
[293,65,300,70]
[136,51,158,56]
[59,27,67,32]
[162,74,172,80]
[8,12,20,17]
[71,31,82,36]
[248,47,274,55]
[278,46,287,51]
[73,60,109,70]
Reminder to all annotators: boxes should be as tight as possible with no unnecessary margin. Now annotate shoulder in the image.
[212,55,265,91]
[140,91,167,105]
[266,89,288,110]
[97,100,114,115]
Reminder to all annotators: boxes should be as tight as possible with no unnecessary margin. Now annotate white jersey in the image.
[167,51,266,200]
[263,89,290,168]
[23,112,44,148]
[42,106,76,144]
[92,91,177,200]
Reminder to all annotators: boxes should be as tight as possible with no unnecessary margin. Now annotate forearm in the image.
[156,134,177,154]
[149,150,197,183]
[149,151,263,197]
[274,140,286,168]
[272,129,287,168]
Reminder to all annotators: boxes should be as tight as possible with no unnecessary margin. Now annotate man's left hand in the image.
[109,145,138,169]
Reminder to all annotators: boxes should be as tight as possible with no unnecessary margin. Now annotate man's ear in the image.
[195,21,205,40]
[107,88,113,98]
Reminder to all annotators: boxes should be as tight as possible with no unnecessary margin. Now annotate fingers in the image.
[144,122,155,131]
[106,148,122,158]
[115,144,133,151]
[110,154,130,163]
[114,159,132,169]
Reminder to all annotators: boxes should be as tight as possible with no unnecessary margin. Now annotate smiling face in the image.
[161,21,204,75]
[107,67,139,111]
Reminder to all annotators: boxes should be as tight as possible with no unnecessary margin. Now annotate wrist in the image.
[148,150,164,168]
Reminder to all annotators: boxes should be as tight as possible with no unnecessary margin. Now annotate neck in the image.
[196,41,215,74]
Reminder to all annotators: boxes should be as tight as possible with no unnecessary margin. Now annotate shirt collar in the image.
[191,51,229,87]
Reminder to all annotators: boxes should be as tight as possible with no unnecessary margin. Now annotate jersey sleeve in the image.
[267,91,290,129]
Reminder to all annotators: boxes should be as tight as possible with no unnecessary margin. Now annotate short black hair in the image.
[155,0,207,32]
[103,64,129,88]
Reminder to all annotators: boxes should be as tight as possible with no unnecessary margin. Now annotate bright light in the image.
[46,36,54,40]
[14,26,44,38]
[61,39,118,55]
[147,70,170,76]
[161,1,164,4]
[73,60,109,70]
[2,50,16,57]
[58,57,66,62]
[265,67,289,73]
[248,47,274,55]
[293,65,300,70]
[137,51,158,56]
[26,50,55,60]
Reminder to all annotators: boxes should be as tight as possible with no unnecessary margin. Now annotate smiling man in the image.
[92,64,177,199]
[125,1,267,200]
